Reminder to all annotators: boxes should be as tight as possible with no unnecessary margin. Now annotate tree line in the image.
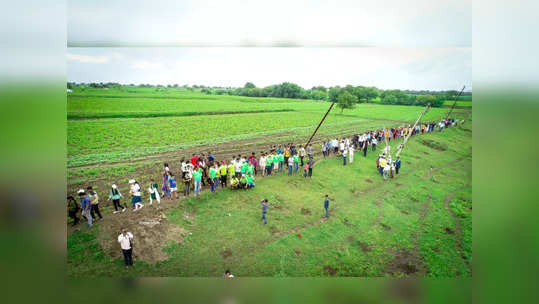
[68,82,469,111]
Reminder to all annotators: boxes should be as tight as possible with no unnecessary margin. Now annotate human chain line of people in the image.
[67,117,462,271]
[68,118,463,228]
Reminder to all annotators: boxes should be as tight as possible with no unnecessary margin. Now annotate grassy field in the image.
[67,125,472,277]
[67,88,467,167]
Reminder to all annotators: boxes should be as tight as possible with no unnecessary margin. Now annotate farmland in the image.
[67,88,465,167]
[67,86,472,277]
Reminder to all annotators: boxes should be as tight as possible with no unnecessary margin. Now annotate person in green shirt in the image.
[293,154,300,173]
[219,161,228,188]
[265,153,272,176]
[246,173,256,188]
[193,168,202,196]
[278,152,284,173]
[209,165,218,192]
[240,174,248,189]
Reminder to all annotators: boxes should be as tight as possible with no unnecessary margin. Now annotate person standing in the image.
[108,184,126,213]
[288,155,294,175]
[219,161,228,188]
[308,157,314,178]
[260,199,269,225]
[371,137,377,152]
[129,179,144,210]
[148,179,161,204]
[193,167,202,196]
[168,173,179,199]
[162,170,171,200]
[321,141,327,158]
[304,162,309,178]
[349,145,355,164]
[395,156,401,175]
[324,194,330,219]
[293,153,299,173]
[182,171,192,197]
[118,230,134,270]
[67,196,80,226]
[278,151,284,173]
[78,189,92,227]
[209,165,218,192]
[87,186,103,221]
[298,146,305,166]
[266,154,272,176]
[342,147,347,166]
[259,153,266,177]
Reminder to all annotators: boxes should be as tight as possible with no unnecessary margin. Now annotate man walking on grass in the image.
[118,229,134,270]
[261,199,269,225]
[324,194,330,219]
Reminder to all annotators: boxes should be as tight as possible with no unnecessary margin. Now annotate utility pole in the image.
[445,85,466,120]
[304,102,336,148]
[396,104,431,158]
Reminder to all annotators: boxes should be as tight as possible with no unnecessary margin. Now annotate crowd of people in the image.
[67,117,463,270]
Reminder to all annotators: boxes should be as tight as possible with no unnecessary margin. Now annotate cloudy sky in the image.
[67,0,471,91]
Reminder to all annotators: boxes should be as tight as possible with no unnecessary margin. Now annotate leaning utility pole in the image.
[445,85,466,120]
[396,104,431,158]
[304,102,336,148]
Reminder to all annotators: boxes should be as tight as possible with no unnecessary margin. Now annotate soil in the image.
[293,249,302,256]
[420,139,448,151]
[300,208,312,215]
[220,249,233,258]
[380,223,392,231]
[384,248,426,276]
[445,227,455,234]
[324,265,337,276]
[357,241,372,253]
[365,179,373,183]
[96,203,190,264]
[269,226,280,235]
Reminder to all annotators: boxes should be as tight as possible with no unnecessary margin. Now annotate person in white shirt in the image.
[129,179,144,211]
[383,162,391,180]
[339,141,345,154]
[349,145,355,164]
[331,138,338,154]
[223,269,234,278]
[118,230,134,270]
[259,155,266,176]
[148,179,161,205]
[181,159,188,179]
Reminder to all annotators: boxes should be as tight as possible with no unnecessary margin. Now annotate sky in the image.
[67,0,472,91]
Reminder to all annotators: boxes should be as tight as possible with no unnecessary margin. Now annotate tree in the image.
[416,94,436,106]
[244,82,256,89]
[336,91,358,113]
[328,87,342,102]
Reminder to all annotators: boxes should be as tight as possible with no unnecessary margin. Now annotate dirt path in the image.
[443,187,472,274]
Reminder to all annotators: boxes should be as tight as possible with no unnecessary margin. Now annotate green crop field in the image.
[67,88,464,167]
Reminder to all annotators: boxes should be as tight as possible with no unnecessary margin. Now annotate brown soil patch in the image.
[365,179,373,183]
[401,210,409,215]
[395,183,403,188]
[384,249,426,276]
[293,249,302,256]
[97,206,189,264]
[410,197,419,202]
[380,223,392,231]
[324,265,337,276]
[357,241,372,253]
[343,218,352,227]
[301,208,312,215]
[269,226,279,235]
[220,249,232,258]
[445,227,455,234]
[420,139,448,151]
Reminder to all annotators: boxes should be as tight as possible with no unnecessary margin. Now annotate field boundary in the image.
[68,109,295,120]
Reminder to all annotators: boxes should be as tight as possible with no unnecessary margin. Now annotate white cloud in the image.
[131,60,162,70]
[67,53,109,64]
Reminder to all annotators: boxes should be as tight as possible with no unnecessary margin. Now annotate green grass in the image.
[67,126,472,277]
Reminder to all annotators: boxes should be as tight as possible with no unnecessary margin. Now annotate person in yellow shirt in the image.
[219,161,228,188]
[379,157,387,177]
